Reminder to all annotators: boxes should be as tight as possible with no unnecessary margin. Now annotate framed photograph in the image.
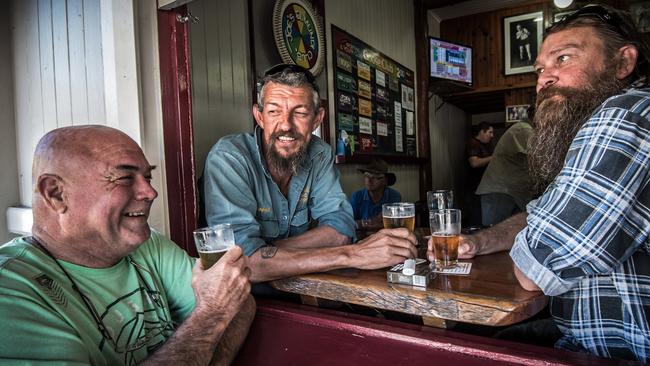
[504,11,543,75]
[506,104,530,123]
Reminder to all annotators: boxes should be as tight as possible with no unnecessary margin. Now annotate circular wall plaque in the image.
[272,0,325,76]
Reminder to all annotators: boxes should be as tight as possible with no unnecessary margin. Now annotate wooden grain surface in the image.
[270,232,548,327]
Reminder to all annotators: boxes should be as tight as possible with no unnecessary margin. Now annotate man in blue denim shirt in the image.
[205,64,417,283]
[430,5,650,362]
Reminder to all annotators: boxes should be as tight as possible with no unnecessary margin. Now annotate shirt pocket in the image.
[289,208,310,235]
[258,215,280,240]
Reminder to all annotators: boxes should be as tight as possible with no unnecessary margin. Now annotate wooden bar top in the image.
[270,249,548,327]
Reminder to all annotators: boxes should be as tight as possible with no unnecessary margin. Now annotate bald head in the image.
[32,125,137,187]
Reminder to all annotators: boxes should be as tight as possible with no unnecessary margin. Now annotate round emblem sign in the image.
[272,0,325,76]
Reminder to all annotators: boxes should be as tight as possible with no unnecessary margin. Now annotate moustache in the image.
[536,86,578,107]
[270,131,302,142]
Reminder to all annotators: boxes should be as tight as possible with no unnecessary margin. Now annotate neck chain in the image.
[27,236,117,349]
[26,236,164,352]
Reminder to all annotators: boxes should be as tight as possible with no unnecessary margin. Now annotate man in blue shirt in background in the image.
[204,64,417,284]
[437,5,650,362]
[349,159,401,229]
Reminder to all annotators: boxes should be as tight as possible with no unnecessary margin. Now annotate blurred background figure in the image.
[349,159,401,229]
[476,107,535,226]
[464,121,494,226]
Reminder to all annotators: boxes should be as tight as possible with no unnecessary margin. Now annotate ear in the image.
[615,45,638,80]
[37,174,67,214]
[311,106,325,131]
[252,104,265,129]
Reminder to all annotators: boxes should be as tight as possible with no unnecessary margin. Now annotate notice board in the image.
[332,25,416,160]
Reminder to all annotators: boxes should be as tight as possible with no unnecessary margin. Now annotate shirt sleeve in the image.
[0,260,91,364]
[308,147,356,239]
[510,106,650,296]
[510,123,533,155]
[204,148,267,256]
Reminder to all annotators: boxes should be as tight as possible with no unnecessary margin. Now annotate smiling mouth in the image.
[125,212,146,217]
[277,135,296,142]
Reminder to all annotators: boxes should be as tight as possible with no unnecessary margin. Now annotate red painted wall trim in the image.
[157,7,198,256]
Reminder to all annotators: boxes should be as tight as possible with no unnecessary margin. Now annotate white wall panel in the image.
[188,0,252,177]
[325,0,420,202]
[0,5,19,242]
[12,0,106,207]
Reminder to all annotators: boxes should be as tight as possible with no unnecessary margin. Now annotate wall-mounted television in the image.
[429,37,473,87]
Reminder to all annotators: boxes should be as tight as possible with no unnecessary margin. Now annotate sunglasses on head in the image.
[263,63,317,85]
[555,5,627,37]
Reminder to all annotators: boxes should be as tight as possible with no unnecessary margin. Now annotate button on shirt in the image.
[510,88,650,362]
[203,127,355,256]
[349,187,402,220]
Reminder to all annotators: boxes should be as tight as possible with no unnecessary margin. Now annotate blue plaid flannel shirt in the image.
[510,88,650,362]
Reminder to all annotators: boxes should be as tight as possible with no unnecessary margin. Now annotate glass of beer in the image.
[429,209,461,269]
[193,224,235,269]
[382,203,415,231]
[427,189,454,211]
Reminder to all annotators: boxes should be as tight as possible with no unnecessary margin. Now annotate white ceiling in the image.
[428,0,530,22]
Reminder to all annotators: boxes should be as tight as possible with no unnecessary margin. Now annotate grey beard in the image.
[528,73,625,194]
[266,142,307,176]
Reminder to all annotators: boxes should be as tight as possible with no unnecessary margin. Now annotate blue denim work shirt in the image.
[203,127,355,256]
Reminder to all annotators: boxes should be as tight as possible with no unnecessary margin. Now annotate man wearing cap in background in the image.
[203,64,417,287]
[349,159,401,229]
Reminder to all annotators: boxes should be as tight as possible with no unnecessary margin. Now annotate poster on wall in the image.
[332,25,416,159]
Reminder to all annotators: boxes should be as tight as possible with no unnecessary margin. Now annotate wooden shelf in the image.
[433,82,536,114]
[336,154,428,165]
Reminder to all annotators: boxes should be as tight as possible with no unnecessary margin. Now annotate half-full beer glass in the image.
[427,189,453,211]
[193,224,235,269]
[382,203,415,231]
[429,209,461,269]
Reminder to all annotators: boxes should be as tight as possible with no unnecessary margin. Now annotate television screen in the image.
[429,37,472,86]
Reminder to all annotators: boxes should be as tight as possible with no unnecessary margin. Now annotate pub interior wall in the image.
[5,0,171,238]
[325,0,420,203]
[427,16,471,205]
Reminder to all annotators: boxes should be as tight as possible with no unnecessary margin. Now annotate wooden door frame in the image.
[157,6,198,256]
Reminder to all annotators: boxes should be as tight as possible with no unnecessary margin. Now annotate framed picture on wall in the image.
[504,11,543,75]
[506,104,530,123]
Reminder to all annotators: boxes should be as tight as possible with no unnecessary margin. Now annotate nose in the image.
[536,71,558,93]
[135,176,158,202]
[278,111,296,132]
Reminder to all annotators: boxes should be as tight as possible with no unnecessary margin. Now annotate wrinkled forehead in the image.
[83,134,151,172]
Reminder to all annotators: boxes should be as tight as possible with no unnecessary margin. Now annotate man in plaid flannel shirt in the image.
[430,4,650,362]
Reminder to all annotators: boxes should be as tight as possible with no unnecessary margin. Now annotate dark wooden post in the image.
[414,0,432,202]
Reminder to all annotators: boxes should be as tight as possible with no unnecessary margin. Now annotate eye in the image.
[144,175,153,183]
[558,54,569,63]
[267,109,280,116]
[115,175,134,185]
[535,66,544,75]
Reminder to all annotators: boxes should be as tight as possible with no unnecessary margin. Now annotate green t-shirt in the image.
[0,231,196,365]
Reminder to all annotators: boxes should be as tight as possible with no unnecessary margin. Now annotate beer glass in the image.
[429,209,461,269]
[427,189,454,211]
[382,202,415,231]
[193,224,235,269]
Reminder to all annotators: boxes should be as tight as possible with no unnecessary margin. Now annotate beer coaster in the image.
[430,262,472,275]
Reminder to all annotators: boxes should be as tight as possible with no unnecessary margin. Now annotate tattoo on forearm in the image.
[260,245,278,259]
